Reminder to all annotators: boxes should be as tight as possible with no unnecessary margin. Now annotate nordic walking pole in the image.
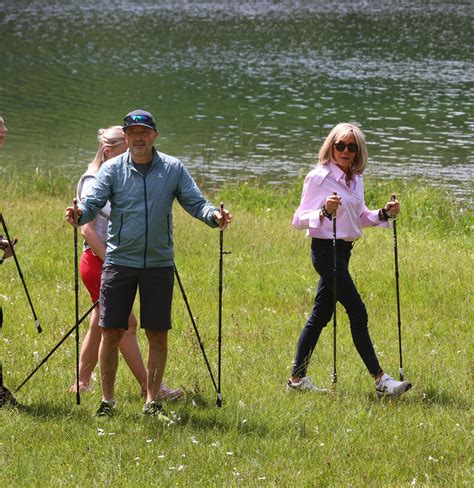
[331,193,338,386]
[173,265,218,393]
[15,300,98,393]
[73,199,80,405]
[216,202,225,407]
[391,193,404,380]
[0,214,42,333]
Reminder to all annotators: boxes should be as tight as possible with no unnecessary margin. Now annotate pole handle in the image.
[72,198,80,229]
[219,201,225,230]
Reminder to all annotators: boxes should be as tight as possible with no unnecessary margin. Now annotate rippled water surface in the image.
[0,0,472,199]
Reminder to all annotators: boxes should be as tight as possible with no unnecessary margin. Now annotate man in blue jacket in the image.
[66,109,232,419]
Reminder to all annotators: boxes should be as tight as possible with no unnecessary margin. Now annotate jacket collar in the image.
[126,147,162,168]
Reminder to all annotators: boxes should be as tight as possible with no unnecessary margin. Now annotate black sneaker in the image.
[95,400,115,417]
[0,385,20,408]
[143,401,170,421]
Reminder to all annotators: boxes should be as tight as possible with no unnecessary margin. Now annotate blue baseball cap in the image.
[123,110,157,131]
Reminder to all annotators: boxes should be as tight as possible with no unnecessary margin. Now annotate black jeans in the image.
[292,238,382,378]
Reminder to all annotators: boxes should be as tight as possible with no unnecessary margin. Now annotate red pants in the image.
[79,248,103,303]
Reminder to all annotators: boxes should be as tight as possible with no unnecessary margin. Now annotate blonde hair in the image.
[88,126,125,173]
[318,122,368,174]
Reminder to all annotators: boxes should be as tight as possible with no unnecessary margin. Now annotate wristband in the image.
[378,207,391,221]
[321,205,333,221]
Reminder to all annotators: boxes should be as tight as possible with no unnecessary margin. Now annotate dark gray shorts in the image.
[99,264,174,330]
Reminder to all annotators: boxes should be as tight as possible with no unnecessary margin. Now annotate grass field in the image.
[0,176,472,486]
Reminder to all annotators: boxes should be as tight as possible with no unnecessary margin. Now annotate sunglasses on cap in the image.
[123,114,156,129]
[334,142,358,153]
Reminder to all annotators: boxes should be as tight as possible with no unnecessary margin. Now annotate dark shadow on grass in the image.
[137,392,271,437]
[416,387,471,409]
[364,387,470,410]
[2,399,93,420]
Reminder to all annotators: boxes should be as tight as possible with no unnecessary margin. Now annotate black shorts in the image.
[99,264,174,331]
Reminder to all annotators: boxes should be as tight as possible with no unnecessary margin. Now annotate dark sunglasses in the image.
[123,114,156,127]
[334,142,358,153]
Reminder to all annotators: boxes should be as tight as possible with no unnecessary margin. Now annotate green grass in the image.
[0,178,472,486]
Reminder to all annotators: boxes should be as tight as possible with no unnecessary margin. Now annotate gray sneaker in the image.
[286,376,328,393]
[376,373,412,398]
[143,401,170,421]
[95,400,115,417]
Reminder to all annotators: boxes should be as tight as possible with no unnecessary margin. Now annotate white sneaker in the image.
[375,373,412,398]
[286,376,328,393]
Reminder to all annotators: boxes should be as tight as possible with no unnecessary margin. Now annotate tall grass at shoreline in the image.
[0,177,472,486]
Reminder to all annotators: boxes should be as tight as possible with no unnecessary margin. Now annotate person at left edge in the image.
[0,113,8,147]
[66,109,232,419]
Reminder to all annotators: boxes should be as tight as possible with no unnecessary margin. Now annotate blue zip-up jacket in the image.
[77,148,219,268]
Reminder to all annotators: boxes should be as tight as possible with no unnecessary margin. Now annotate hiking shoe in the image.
[376,373,412,399]
[95,400,115,417]
[286,376,328,393]
[143,401,170,421]
[0,385,20,408]
[157,382,184,401]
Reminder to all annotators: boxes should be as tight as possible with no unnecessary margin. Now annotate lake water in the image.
[0,0,472,200]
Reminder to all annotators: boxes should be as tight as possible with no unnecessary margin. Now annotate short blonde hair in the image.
[318,123,368,174]
[88,126,125,173]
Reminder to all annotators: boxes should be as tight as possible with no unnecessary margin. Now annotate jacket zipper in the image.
[167,214,171,246]
[143,174,148,268]
[117,214,123,246]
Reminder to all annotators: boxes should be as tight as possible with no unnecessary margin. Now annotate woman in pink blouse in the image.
[288,123,412,398]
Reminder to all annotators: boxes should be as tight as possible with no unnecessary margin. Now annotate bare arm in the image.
[80,220,106,261]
